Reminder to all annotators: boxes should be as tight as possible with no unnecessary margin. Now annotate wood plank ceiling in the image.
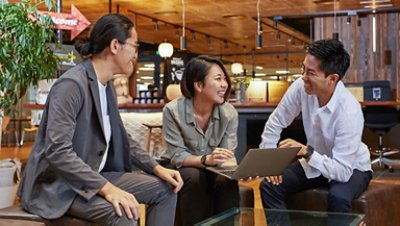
[34,0,400,72]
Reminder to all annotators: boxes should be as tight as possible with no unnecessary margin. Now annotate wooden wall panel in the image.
[314,13,400,100]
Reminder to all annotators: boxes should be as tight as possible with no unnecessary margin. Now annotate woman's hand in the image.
[205,148,234,166]
[153,165,184,193]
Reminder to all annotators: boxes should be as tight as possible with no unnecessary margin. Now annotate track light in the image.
[180,36,187,50]
[206,35,212,45]
[175,28,179,37]
[127,10,241,54]
[153,19,159,31]
[191,31,196,41]
[347,11,356,25]
[256,34,262,49]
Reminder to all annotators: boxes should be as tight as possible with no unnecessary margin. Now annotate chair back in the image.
[363,80,398,131]
[364,106,398,131]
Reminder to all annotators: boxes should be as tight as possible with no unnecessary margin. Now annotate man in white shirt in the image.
[259,39,372,213]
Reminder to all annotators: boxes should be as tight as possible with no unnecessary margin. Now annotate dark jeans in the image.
[176,167,240,226]
[260,161,372,212]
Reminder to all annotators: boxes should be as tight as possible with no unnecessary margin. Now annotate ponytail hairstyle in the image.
[75,13,134,58]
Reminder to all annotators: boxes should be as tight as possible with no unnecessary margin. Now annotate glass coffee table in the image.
[195,208,365,226]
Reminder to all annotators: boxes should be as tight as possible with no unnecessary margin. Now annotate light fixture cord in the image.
[257,0,261,34]
[333,0,337,32]
[182,0,186,37]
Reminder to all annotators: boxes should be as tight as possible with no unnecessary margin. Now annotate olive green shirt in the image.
[162,97,238,168]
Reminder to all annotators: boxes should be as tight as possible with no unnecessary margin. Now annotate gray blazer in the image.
[17,60,158,219]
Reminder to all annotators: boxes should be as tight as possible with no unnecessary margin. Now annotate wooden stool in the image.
[19,126,38,146]
[142,123,163,156]
[1,116,18,147]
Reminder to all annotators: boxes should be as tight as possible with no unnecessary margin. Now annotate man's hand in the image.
[265,138,306,185]
[99,182,140,220]
[265,175,283,185]
[240,176,260,182]
[206,148,234,166]
[153,165,183,193]
[279,138,307,157]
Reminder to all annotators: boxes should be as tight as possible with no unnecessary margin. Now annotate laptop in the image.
[206,147,300,180]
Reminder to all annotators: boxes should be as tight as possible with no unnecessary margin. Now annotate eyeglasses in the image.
[121,41,140,54]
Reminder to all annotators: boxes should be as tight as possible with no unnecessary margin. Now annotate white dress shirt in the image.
[260,78,371,182]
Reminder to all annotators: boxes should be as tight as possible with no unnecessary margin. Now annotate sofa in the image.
[0,205,94,226]
[0,112,164,225]
[120,112,164,157]
[0,112,254,225]
[285,172,400,226]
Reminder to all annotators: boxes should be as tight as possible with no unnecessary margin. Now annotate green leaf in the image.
[44,0,52,11]
[0,0,57,111]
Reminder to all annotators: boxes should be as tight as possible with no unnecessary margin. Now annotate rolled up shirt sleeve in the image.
[162,98,239,168]
[162,103,193,168]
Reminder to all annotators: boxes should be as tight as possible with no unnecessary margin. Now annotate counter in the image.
[23,101,400,162]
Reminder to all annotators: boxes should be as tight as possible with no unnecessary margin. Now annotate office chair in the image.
[363,81,400,171]
[364,106,400,171]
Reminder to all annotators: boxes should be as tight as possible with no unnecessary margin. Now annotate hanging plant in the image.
[0,0,58,114]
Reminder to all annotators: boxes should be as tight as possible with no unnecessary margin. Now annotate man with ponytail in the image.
[18,14,183,226]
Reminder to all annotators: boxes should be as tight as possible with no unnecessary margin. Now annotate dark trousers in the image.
[66,171,177,226]
[177,167,239,226]
[260,161,372,212]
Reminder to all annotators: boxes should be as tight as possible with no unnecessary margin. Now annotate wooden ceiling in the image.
[30,0,400,72]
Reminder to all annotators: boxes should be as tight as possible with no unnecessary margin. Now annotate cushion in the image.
[120,112,164,157]
[0,205,94,226]
[285,180,400,226]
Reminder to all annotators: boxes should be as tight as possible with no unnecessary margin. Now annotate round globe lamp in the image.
[231,63,243,75]
[166,84,182,101]
[158,42,174,58]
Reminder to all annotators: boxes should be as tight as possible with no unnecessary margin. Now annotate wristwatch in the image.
[201,154,209,167]
[304,145,314,159]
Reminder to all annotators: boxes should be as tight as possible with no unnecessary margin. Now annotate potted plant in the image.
[0,0,58,148]
[0,0,57,207]
[0,158,21,208]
